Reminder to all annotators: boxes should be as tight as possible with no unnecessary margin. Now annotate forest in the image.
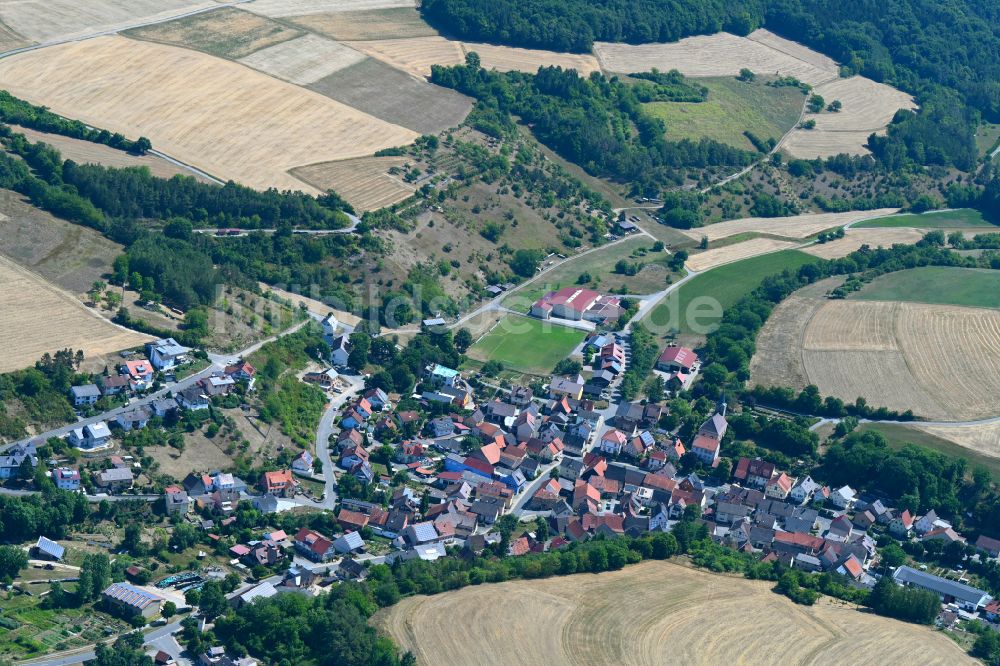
[431,57,755,191]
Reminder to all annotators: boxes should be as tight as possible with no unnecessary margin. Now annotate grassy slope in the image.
[465,315,584,375]
[854,208,997,229]
[643,249,819,337]
[643,77,805,151]
[504,236,677,309]
[859,423,1000,479]
[851,266,1000,309]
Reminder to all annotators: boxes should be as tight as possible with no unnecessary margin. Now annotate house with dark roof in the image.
[102,582,163,618]
[892,565,992,610]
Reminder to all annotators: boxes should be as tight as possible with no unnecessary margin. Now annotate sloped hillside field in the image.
[375,561,973,666]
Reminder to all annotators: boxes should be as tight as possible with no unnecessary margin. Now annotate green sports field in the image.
[852,266,1000,309]
[465,315,584,375]
[642,249,819,337]
[853,208,997,229]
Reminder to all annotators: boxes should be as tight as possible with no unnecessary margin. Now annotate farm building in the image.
[34,536,65,561]
[102,582,164,619]
[656,347,698,373]
[530,286,623,322]
[892,566,992,611]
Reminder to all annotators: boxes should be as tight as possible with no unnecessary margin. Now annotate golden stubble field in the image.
[683,209,900,242]
[0,35,419,194]
[290,156,415,212]
[752,295,1000,421]
[685,237,799,271]
[0,254,151,373]
[780,76,917,158]
[375,560,973,666]
[801,228,927,259]
[595,29,839,86]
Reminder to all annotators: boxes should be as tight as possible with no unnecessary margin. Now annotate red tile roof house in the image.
[294,528,336,562]
[262,470,297,497]
[337,509,370,532]
[889,509,915,538]
[599,429,628,456]
[656,346,698,373]
[975,534,1000,558]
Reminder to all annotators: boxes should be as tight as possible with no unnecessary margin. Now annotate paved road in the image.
[510,460,560,515]
[314,374,365,511]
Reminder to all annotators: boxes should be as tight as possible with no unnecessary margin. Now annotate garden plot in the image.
[124,7,302,60]
[308,57,472,134]
[290,156,415,213]
[245,0,416,18]
[0,0,216,43]
[683,208,899,242]
[0,36,418,194]
[595,31,838,87]
[238,34,366,85]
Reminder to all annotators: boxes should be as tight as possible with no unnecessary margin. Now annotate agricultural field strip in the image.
[683,208,900,242]
[244,0,417,18]
[237,33,366,85]
[0,0,222,47]
[0,35,419,194]
[289,156,415,213]
[594,29,839,86]
[801,228,927,259]
[0,253,152,373]
[684,237,800,271]
[914,422,1000,460]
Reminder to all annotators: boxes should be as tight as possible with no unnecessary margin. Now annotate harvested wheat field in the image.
[0,254,151,373]
[375,560,972,666]
[0,189,122,294]
[802,228,926,259]
[0,36,418,193]
[464,42,602,75]
[749,278,840,390]
[308,58,472,134]
[803,300,901,351]
[0,21,30,52]
[290,156,414,212]
[913,423,1000,460]
[287,8,437,41]
[685,237,799,271]
[684,208,899,242]
[238,34,366,85]
[746,29,839,73]
[755,298,1000,421]
[11,126,210,182]
[124,7,301,60]
[344,36,465,78]
[246,0,416,19]
[595,30,838,87]
[0,0,216,44]
[781,76,916,158]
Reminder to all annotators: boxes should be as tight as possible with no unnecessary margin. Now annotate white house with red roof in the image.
[294,528,336,562]
[530,286,621,322]
[691,410,727,467]
[599,429,628,456]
